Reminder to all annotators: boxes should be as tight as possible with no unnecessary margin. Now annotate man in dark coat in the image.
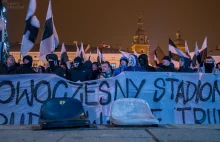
[45,54,67,78]
[124,54,146,72]
[177,57,194,73]
[91,62,100,80]
[0,55,20,74]
[138,54,156,72]
[68,57,92,82]
[157,56,176,72]
[15,55,36,74]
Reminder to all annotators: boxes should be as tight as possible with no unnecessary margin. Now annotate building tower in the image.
[174,27,186,53]
[131,14,150,54]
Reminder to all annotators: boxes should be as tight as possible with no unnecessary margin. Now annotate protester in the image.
[199,56,219,74]
[68,57,92,82]
[138,54,155,72]
[83,60,93,79]
[177,57,194,73]
[37,65,45,73]
[157,56,176,72]
[45,54,67,78]
[99,61,113,79]
[15,55,36,74]
[113,56,128,76]
[92,62,100,79]
[124,54,146,72]
[216,62,220,70]
[0,55,20,74]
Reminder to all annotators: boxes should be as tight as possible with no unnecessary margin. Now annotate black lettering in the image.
[213,108,217,124]
[114,79,126,100]
[185,81,197,104]
[99,81,111,105]
[166,78,179,100]
[0,81,15,104]
[9,112,14,124]
[28,112,39,124]
[193,108,206,124]
[52,80,68,98]
[200,82,212,102]
[212,80,220,102]
[100,112,103,125]
[85,82,97,105]
[34,80,51,103]
[207,109,211,124]
[16,80,34,106]
[175,81,185,104]
[69,82,83,98]
[20,114,25,124]
[129,79,146,98]
[0,113,8,124]
[153,78,165,102]
[176,107,191,124]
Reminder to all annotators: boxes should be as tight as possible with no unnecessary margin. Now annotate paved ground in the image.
[0,125,220,142]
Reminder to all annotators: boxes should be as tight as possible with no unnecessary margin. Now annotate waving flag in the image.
[97,47,104,65]
[39,0,59,61]
[20,0,39,56]
[80,42,86,62]
[169,38,190,61]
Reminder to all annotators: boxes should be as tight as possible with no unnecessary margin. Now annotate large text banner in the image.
[0,72,219,124]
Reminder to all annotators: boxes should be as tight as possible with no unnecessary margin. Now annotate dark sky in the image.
[5,0,220,54]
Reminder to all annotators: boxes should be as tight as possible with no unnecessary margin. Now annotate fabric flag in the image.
[20,0,40,56]
[199,37,207,64]
[169,38,190,61]
[80,42,86,62]
[119,50,130,59]
[39,0,59,61]
[85,43,90,52]
[75,43,80,57]
[185,40,191,58]
[60,43,69,63]
[97,47,104,65]
[192,41,200,67]
[154,46,165,64]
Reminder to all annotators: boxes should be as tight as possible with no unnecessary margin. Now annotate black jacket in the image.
[46,66,67,78]
[0,63,20,75]
[15,64,36,74]
[157,64,176,72]
[178,66,194,73]
[68,66,92,82]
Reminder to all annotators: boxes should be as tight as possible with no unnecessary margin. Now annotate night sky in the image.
[5,0,220,54]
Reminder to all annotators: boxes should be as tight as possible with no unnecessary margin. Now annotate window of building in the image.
[111,63,116,69]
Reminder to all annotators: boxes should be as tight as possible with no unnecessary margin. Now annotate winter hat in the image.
[162,56,171,62]
[46,54,58,61]
[23,55,33,66]
[120,56,128,64]
[74,57,82,64]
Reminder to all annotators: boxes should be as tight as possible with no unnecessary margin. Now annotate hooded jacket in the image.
[138,54,156,72]
[124,54,146,72]
[113,56,128,76]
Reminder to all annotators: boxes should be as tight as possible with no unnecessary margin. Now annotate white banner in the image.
[0,72,219,124]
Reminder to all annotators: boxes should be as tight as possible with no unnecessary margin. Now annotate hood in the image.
[138,54,148,67]
[128,54,140,67]
[83,60,92,70]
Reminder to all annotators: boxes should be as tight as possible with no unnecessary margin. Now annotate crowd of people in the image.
[0,53,219,82]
